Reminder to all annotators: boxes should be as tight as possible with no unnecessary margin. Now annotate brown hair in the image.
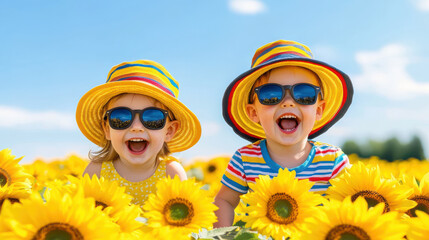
[248,66,323,104]
[89,94,172,163]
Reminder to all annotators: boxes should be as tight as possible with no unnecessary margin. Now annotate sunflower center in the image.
[32,222,83,240]
[0,168,11,187]
[407,195,429,217]
[163,198,194,226]
[266,193,298,224]
[95,201,108,210]
[351,190,390,213]
[207,165,217,173]
[326,224,370,240]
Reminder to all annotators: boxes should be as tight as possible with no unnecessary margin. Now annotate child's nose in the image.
[129,113,145,131]
[281,90,295,108]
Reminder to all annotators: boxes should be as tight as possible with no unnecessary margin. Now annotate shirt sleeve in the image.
[330,149,351,179]
[221,150,249,194]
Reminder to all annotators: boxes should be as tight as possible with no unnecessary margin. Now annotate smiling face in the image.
[103,93,178,168]
[246,66,325,148]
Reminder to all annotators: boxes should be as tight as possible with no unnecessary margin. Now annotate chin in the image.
[275,132,309,146]
[124,156,152,166]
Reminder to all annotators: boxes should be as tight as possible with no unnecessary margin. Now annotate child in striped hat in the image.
[76,60,201,206]
[214,40,354,227]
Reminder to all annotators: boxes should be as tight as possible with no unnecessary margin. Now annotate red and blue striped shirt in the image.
[221,139,350,194]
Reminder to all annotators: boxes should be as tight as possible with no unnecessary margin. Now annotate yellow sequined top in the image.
[100,158,172,206]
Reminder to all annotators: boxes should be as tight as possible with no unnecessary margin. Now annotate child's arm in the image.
[166,161,187,180]
[82,161,102,178]
[213,185,243,228]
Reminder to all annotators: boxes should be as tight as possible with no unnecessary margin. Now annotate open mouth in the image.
[126,138,148,154]
[277,114,300,133]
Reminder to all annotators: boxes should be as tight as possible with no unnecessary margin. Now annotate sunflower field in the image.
[1,148,429,240]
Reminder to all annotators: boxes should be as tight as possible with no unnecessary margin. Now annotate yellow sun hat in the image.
[76,60,201,153]
[223,40,353,141]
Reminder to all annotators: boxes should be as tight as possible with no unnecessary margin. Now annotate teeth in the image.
[280,115,296,119]
[129,139,145,142]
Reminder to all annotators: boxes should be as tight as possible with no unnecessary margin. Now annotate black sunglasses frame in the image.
[254,83,324,106]
[105,107,169,130]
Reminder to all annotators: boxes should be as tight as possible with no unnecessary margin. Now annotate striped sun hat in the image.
[223,40,353,142]
[76,60,201,152]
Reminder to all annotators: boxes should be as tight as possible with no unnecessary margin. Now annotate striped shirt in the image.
[221,139,350,194]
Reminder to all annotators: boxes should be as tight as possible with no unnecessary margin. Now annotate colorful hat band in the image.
[107,63,179,97]
[252,42,313,65]
[107,63,178,87]
[257,52,310,66]
[109,76,176,97]
[252,46,313,67]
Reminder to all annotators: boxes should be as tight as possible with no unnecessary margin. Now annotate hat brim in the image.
[223,58,353,142]
[76,81,201,152]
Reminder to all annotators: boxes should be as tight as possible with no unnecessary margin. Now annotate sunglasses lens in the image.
[109,108,133,129]
[141,108,166,130]
[293,84,318,105]
[258,84,284,105]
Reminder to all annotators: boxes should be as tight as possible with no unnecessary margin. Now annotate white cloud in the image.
[0,105,76,130]
[353,44,429,100]
[201,121,221,137]
[414,0,429,11]
[229,0,266,15]
[383,107,429,121]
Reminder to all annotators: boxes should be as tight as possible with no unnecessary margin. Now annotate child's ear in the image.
[316,100,326,121]
[102,119,111,140]
[246,104,260,123]
[165,120,180,142]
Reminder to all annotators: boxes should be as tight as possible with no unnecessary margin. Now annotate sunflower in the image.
[23,159,57,191]
[201,156,229,184]
[0,149,33,187]
[326,161,416,213]
[406,210,429,240]
[0,187,119,239]
[238,168,326,239]
[397,158,429,181]
[116,204,145,240]
[141,224,193,240]
[402,172,429,217]
[64,174,133,217]
[66,175,144,239]
[233,199,247,226]
[0,181,32,211]
[301,196,409,239]
[59,154,89,177]
[143,176,218,238]
[48,155,88,179]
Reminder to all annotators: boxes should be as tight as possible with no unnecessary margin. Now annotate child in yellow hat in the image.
[76,60,201,206]
[214,40,354,227]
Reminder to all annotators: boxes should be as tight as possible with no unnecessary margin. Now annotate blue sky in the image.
[1,0,429,164]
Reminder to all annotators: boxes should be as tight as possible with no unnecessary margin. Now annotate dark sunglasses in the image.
[254,83,323,105]
[105,107,169,130]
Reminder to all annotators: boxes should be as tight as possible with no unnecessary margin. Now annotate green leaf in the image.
[206,226,238,237]
[233,231,259,240]
[233,220,246,228]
